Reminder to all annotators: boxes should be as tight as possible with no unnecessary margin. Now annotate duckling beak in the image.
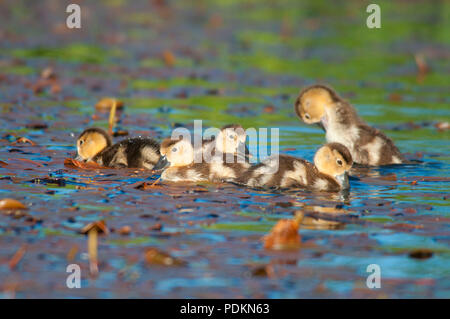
[74,154,83,162]
[153,155,170,171]
[336,172,350,190]
[317,116,328,132]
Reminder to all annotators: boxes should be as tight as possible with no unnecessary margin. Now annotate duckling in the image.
[236,143,353,192]
[294,84,403,166]
[76,128,160,169]
[154,137,251,182]
[198,124,251,163]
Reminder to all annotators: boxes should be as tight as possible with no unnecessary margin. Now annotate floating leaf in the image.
[9,245,26,270]
[64,158,105,169]
[11,137,37,146]
[118,225,132,236]
[144,248,186,266]
[0,198,27,210]
[162,50,176,67]
[409,249,433,260]
[263,219,301,250]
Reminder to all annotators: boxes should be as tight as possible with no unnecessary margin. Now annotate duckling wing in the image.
[356,124,403,165]
[98,143,127,167]
[125,138,161,169]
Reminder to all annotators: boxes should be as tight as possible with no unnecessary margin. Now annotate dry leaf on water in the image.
[145,248,186,266]
[409,249,433,260]
[10,137,36,146]
[0,198,27,210]
[118,225,131,236]
[64,158,105,169]
[162,50,176,67]
[9,245,27,270]
[263,219,301,250]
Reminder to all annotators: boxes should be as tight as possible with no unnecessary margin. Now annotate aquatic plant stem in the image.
[108,99,117,136]
[88,228,98,277]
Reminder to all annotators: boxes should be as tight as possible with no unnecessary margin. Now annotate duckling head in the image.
[154,137,194,170]
[216,124,247,155]
[76,128,112,161]
[314,143,353,189]
[295,85,340,129]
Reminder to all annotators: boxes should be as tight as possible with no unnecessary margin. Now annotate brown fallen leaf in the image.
[144,248,186,266]
[10,137,36,146]
[0,198,27,210]
[263,105,275,113]
[384,223,424,230]
[14,158,42,167]
[135,181,163,190]
[67,244,78,262]
[25,122,48,130]
[149,223,163,231]
[263,219,301,250]
[118,225,131,236]
[388,93,402,102]
[162,50,176,67]
[251,264,275,278]
[409,249,433,260]
[64,158,105,169]
[9,245,27,270]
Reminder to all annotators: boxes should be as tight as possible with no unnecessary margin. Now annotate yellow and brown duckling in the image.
[236,143,353,192]
[198,124,251,163]
[154,137,251,182]
[294,84,403,165]
[76,128,160,169]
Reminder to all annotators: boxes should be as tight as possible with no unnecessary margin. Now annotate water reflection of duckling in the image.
[76,128,160,169]
[199,124,251,162]
[154,137,250,182]
[294,84,403,165]
[236,143,353,192]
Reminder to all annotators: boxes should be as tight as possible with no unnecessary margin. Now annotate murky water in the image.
[0,0,449,298]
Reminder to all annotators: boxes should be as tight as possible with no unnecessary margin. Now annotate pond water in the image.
[0,0,449,298]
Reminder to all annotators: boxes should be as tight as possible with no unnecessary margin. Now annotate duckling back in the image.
[236,154,342,192]
[97,137,160,169]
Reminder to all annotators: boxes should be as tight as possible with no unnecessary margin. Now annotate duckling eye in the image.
[79,140,84,145]
[304,113,311,120]
[336,159,343,166]
[228,134,234,139]
[171,147,177,153]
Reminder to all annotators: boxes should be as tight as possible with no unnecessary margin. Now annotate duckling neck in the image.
[324,102,363,148]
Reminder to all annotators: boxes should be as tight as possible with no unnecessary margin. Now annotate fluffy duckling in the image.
[236,143,353,192]
[198,124,251,163]
[294,84,403,165]
[154,137,251,182]
[76,128,160,169]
